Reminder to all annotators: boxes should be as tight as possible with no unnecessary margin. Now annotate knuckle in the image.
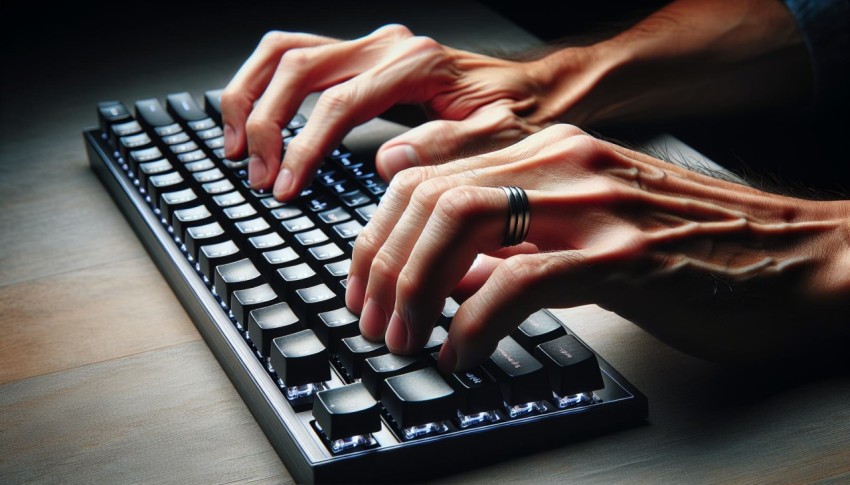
[370,249,403,282]
[219,88,247,119]
[543,123,586,139]
[279,47,311,69]
[390,165,431,198]
[410,176,454,209]
[561,134,608,169]
[244,115,276,140]
[375,23,414,40]
[434,186,482,222]
[316,86,352,115]
[353,224,382,258]
[402,35,442,56]
[499,253,543,286]
[259,30,288,49]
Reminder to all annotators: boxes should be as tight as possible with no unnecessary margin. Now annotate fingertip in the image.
[437,337,457,374]
[272,166,294,199]
[359,298,389,341]
[345,275,365,313]
[385,311,408,354]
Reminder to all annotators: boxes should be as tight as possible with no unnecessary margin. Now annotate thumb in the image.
[376,106,528,180]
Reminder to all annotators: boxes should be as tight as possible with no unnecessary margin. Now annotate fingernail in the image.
[249,154,266,188]
[273,166,294,198]
[345,275,365,312]
[385,311,408,353]
[359,298,388,341]
[224,123,236,155]
[380,145,418,176]
[438,337,457,374]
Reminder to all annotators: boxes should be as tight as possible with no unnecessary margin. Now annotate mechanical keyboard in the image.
[83,90,648,483]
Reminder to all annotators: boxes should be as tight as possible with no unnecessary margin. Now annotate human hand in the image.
[345,124,850,372]
[220,24,581,200]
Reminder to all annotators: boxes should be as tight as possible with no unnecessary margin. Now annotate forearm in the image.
[532,0,813,126]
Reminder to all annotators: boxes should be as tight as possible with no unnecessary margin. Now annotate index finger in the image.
[220,31,336,160]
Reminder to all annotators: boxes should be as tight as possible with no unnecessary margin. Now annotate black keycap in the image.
[331,220,363,245]
[159,188,199,222]
[198,240,242,281]
[361,354,428,399]
[204,89,224,124]
[275,262,321,303]
[314,307,360,350]
[293,284,341,324]
[511,311,567,352]
[223,202,258,221]
[98,101,132,133]
[137,159,172,188]
[484,336,549,406]
[128,146,163,173]
[185,221,228,261]
[381,367,456,430]
[323,259,351,280]
[318,206,351,225]
[423,326,448,354]
[308,242,344,263]
[270,329,330,387]
[338,335,387,379]
[231,283,279,327]
[355,203,378,224]
[248,302,303,358]
[110,120,144,147]
[260,247,300,280]
[147,171,186,203]
[248,232,285,253]
[135,98,175,128]
[269,203,303,220]
[212,191,246,208]
[313,382,381,441]
[534,335,604,397]
[339,190,370,208]
[213,258,262,305]
[443,365,502,415]
[281,215,315,233]
[172,205,214,240]
[166,92,207,121]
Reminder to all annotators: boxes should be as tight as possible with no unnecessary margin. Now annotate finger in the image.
[220,31,335,160]
[347,124,586,314]
[246,25,416,192]
[439,250,595,373]
[385,186,520,354]
[374,103,535,180]
[453,245,539,301]
[273,33,455,200]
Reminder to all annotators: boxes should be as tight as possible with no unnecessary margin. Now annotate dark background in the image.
[3,0,847,197]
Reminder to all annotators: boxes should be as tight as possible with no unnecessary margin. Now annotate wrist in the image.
[527,43,627,126]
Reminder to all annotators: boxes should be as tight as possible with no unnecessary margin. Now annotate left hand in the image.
[345,124,850,373]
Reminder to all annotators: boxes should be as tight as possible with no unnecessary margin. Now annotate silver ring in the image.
[500,186,530,246]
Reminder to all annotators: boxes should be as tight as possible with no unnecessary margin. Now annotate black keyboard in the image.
[83,90,648,483]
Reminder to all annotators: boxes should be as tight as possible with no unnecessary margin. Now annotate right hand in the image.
[220,24,579,200]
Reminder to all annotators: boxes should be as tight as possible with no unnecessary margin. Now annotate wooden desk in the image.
[2,2,848,483]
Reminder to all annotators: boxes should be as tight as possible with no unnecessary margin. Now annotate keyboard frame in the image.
[85,123,648,483]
